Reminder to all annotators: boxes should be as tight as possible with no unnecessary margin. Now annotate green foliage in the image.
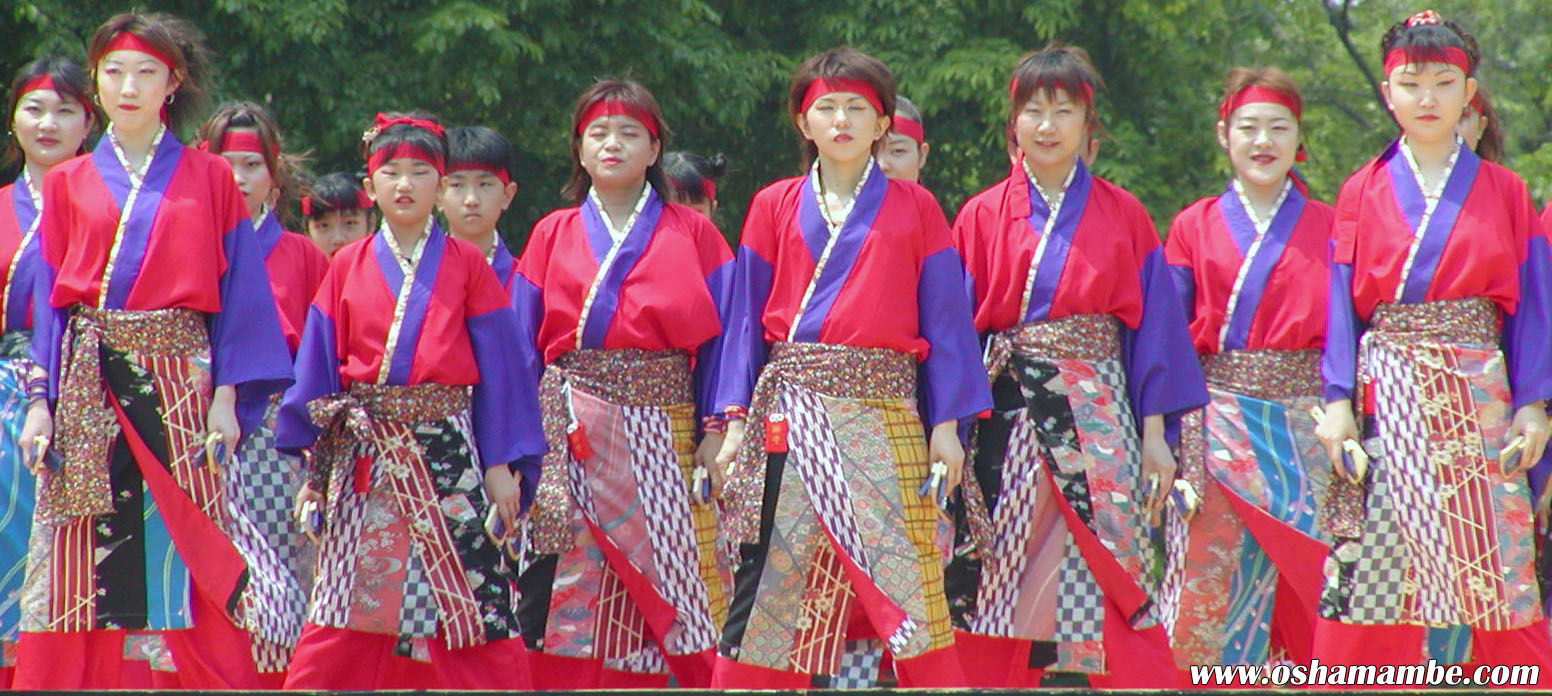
[3,0,1549,248]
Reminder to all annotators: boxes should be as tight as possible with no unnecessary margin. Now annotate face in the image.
[1015,88,1088,176]
[1217,101,1299,192]
[96,49,180,133]
[877,132,927,182]
[363,156,443,230]
[1457,106,1485,151]
[218,130,276,219]
[669,190,716,219]
[439,169,517,241]
[797,92,888,164]
[1382,61,1476,145]
[579,114,659,191]
[11,88,90,170]
[307,209,371,257]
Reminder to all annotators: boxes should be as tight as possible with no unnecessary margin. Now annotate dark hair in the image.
[303,171,371,219]
[5,55,95,169]
[446,125,515,180]
[358,109,447,169]
[87,11,212,137]
[197,101,307,214]
[788,47,897,168]
[1380,15,1480,76]
[1468,84,1504,164]
[1219,66,1304,122]
[894,95,922,123]
[1008,43,1105,147]
[562,80,669,205]
[662,151,727,205]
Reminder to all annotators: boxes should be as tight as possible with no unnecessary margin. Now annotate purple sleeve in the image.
[1502,235,1552,410]
[469,305,546,510]
[210,218,294,435]
[1320,256,1361,404]
[29,258,65,398]
[275,304,341,452]
[694,259,736,427]
[1167,262,1196,323]
[918,247,993,428]
[510,272,545,386]
[1119,247,1208,445]
[711,246,773,413]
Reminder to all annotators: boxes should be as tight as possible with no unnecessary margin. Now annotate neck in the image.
[1026,156,1075,195]
[248,203,267,224]
[452,227,496,255]
[1403,132,1457,170]
[816,153,869,198]
[111,121,159,162]
[1237,176,1284,217]
[386,217,428,249]
[595,178,646,220]
[23,160,51,193]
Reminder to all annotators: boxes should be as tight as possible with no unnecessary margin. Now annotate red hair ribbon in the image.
[1469,91,1485,115]
[892,115,925,144]
[447,162,511,186]
[356,189,373,208]
[362,113,445,144]
[1008,77,1095,108]
[103,32,176,70]
[218,130,276,158]
[799,78,885,117]
[576,99,661,139]
[300,196,314,217]
[1383,46,1471,76]
[701,179,717,202]
[19,75,57,96]
[1218,85,1302,123]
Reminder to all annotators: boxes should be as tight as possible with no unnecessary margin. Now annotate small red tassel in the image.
[352,454,373,493]
[567,422,594,461]
[764,413,788,454]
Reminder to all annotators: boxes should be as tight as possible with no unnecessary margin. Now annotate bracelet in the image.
[701,414,727,434]
[722,405,748,422]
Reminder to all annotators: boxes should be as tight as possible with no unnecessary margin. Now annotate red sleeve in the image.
[1163,205,1196,268]
[1331,164,1373,266]
[516,213,555,288]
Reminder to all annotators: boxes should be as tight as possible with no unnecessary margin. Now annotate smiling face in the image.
[11,88,90,170]
[1382,61,1476,145]
[1014,87,1087,180]
[578,114,658,192]
[1218,101,1299,193]
[363,157,443,231]
[95,48,179,134]
[440,169,516,242]
[797,91,888,164]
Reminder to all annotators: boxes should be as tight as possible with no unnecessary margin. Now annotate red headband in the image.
[19,75,57,96]
[576,99,661,139]
[893,116,925,144]
[1383,46,1471,77]
[367,143,445,175]
[1218,85,1302,123]
[103,32,175,70]
[701,179,716,202]
[448,162,511,186]
[215,130,277,159]
[1009,77,1095,108]
[799,78,885,117]
[301,190,374,217]
[1469,91,1485,115]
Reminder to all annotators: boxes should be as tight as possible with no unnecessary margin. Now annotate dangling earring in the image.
[165,92,177,105]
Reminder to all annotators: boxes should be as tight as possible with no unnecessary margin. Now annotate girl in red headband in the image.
[301,171,374,257]
[879,95,929,182]
[0,54,93,690]
[663,150,727,221]
[275,112,542,690]
[11,11,293,691]
[1314,11,1552,679]
[944,43,1205,688]
[193,101,327,686]
[512,79,733,690]
[709,47,990,689]
[1161,66,1342,674]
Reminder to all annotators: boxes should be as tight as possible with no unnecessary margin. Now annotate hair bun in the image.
[707,153,728,178]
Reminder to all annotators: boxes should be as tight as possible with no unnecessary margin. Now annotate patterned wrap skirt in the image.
[303,382,519,659]
[1319,298,1542,644]
[225,396,311,672]
[0,330,34,667]
[518,348,723,682]
[21,308,244,660]
[717,341,953,684]
[945,314,1163,675]
[1170,348,1357,666]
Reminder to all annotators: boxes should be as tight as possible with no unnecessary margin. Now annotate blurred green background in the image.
[5,0,1550,249]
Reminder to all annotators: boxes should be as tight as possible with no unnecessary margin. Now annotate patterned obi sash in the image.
[984,313,1119,378]
[306,382,470,494]
[1201,348,1322,400]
